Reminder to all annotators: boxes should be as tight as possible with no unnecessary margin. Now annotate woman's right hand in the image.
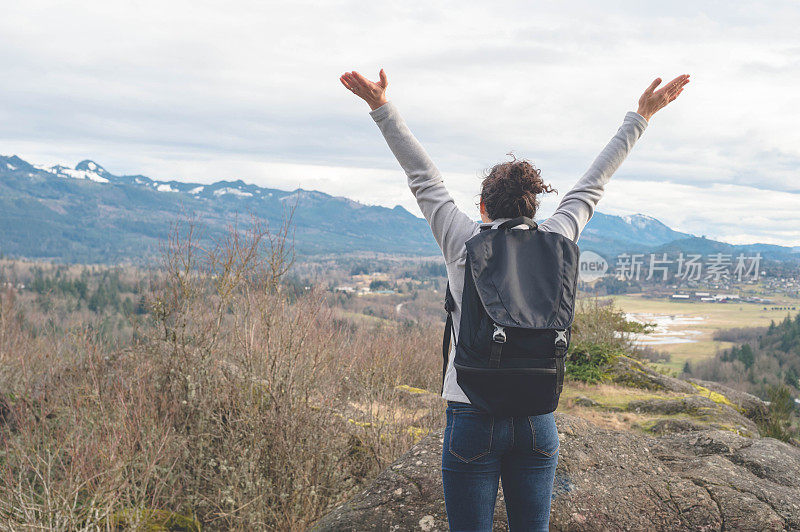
[637,74,690,121]
[340,69,389,111]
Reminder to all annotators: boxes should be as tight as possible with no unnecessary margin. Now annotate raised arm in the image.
[539,74,690,242]
[340,69,477,263]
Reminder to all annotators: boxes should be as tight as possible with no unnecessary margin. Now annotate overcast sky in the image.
[1,1,799,245]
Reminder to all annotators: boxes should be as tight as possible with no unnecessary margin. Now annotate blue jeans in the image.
[442,400,559,532]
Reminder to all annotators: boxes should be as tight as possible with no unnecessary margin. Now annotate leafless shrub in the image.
[571,297,640,353]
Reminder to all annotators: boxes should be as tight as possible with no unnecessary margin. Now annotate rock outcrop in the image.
[626,395,760,437]
[602,356,767,438]
[686,376,770,425]
[607,354,697,394]
[312,413,800,531]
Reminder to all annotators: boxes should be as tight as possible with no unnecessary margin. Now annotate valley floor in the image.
[612,292,800,372]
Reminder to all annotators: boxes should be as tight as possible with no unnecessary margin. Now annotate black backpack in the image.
[442,216,580,417]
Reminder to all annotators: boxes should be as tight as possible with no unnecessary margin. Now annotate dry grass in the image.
[0,212,442,530]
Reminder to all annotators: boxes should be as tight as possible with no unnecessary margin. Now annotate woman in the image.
[340,68,689,531]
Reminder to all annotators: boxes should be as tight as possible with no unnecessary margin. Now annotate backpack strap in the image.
[489,323,506,368]
[479,217,539,232]
[497,216,538,230]
[442,282,457,394]
[554,329,568,394]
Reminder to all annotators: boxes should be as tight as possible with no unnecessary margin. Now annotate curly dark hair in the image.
[479,152,557,220]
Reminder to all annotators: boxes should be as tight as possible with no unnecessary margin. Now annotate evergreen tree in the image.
[135,294,149,315]
[763,383,795,442]
[738,344,755,369]
[122,296,135,316]
[785,366,799,388]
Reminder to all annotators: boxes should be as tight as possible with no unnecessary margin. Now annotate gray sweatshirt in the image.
[369,100,648,403]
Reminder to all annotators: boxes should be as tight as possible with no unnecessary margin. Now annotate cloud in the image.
[0,0,798,245]
[598,179,800,245]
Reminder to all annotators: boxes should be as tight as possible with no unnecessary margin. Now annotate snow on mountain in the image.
[5,156,266,201]
[7,157,335,207]
[35,163,109,183]
[75,160,108,174]
[213,187,253,197]
[278,189,332,204]
[621,213,659,229]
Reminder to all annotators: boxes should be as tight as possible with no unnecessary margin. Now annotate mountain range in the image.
[1,154,797,264]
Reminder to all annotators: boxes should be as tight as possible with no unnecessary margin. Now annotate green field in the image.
[610,292,800,372]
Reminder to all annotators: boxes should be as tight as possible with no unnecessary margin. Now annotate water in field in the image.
[623,312,706,346]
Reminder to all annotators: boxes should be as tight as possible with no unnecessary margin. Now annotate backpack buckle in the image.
[555,329,568,347]
[492,324,507,343]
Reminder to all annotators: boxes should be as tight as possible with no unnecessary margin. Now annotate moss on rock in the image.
[688,381,743,413]
[111,508,200,531]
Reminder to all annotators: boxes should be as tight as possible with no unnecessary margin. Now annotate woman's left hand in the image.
[636,74,690,121]
[340,69,389,111]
